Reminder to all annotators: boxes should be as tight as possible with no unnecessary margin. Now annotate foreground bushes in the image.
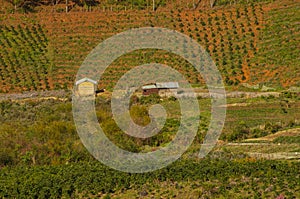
[0,159,299,198]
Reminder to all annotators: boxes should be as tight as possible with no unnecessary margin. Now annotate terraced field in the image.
[0,23,51,92]
[0,1,299,198]
[0,0,299,93]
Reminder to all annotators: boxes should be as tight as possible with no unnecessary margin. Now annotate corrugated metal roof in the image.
[75,77,97,85]
[142,82,179,90]
[156,82,179,89]
[142,84,157,89]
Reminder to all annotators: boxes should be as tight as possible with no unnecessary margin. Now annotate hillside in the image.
[0,93,299,198]
[0,0,299,93]
[0,1,299,198]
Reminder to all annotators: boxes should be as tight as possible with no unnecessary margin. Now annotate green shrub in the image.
[273,136,300,144]
[140,94,161,105]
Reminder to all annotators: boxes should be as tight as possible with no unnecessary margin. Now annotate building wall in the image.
[77,82,95,96]
[143,88,159,96]
[142,88,179,97]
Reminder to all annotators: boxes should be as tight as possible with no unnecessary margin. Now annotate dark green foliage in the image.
[0,159,299,198]
[139,94,161,105]
[273,136,300,144]
[0,24,50,91]
[0,99,93,167]
[224,121,298,141]
[215,0,274,6]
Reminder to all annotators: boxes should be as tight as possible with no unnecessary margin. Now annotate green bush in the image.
[139,94,161,105]
[0,160,299,198]
[273,136,300,144]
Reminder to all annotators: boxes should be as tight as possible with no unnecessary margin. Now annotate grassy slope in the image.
[245,128,300,142]
[0,94,299,166]
[0,92,299,198]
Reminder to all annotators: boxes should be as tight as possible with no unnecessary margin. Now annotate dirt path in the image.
[0,90,283,102]
[247,152,300,160]
[0,90,70,102]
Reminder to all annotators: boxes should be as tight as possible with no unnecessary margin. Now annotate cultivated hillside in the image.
[0,0,299,93]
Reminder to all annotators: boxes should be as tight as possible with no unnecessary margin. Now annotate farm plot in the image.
[250,1,300,87]
[0,0,299,92]
[39,3,265,90]
[0,24,51,92]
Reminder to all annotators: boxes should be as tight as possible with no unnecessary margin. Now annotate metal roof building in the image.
[156,82,179,89]
[75,77,97,96]
[142,82,179,96]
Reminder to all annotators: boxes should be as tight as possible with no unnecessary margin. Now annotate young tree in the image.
[194,0,201,9]
[153,0,155,11]
[194,0,216,9]
[5,0,54,12]
[210,0,216,8]
[65,0,68,12]
[6,0,31,11]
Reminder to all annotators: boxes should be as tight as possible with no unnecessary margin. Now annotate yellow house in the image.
[75,77,97,96]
